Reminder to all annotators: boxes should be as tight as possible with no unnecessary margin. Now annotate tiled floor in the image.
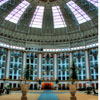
[56,92,98,100]
[0,90,98,100]
[0,93,40,100]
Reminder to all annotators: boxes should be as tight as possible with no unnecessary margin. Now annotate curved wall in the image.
[0,47,98,89]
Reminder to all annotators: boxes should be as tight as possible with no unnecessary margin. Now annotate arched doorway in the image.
[42,83,53,90]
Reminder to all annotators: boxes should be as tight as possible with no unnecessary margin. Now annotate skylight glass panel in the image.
[87,0,98,7]
[67,1,91,24]
[5,0,30,24]
[30,6,44,28]
[52,6,66,28]
[0,0,9,6]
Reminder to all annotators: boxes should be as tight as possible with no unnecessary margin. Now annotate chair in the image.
[93,89,98,95]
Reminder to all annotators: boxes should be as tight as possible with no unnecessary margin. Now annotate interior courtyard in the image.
[0,0,99,100]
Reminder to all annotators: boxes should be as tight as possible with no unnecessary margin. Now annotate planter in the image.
[21,84,29,100]
[69,84,77,100]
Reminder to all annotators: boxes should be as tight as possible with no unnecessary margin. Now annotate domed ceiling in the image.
[0,0,98,49]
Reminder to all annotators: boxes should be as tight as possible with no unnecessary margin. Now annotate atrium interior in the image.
[0,0,98,100]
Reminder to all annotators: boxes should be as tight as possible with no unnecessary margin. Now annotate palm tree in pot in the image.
[68,61,78,100]
[55,79,59,90]
[38,79,42,90]
[20,64,33,100]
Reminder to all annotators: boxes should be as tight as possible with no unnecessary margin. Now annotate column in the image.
[38,54,42,79]
[69,52,73,67]
[85,50,90,79]
[69,52,73,84]
[54,53,57,79]
[22,52,26,78]
[6,49,11,78]
[22,52,26,69]
[33,84,34,89]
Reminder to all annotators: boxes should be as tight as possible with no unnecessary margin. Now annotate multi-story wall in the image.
[89,48,98,89]
[0,47,98,89]
[26,53,38,80]
[57,53,70,80]
[73,51,86,80]
[89,48,98,80]
[41,53,54,80]
[9,51,23,80]
[0,48,7,79]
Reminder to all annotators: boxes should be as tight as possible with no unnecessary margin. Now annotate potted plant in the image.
[20,64,33,100]
[37,79,42,90]
[68,61,78,100]
[55,79,59,90]
[45,54,50,62]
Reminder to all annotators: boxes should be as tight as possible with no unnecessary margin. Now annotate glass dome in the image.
[0,0,98,49]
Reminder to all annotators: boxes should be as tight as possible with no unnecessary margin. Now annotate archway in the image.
[42,83,53,90]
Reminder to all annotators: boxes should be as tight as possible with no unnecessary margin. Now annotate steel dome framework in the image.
[0,0,98,49]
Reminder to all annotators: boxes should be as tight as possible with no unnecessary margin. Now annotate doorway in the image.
[30,84,33,90]
[42,83,53,90]
[34,84,38,90]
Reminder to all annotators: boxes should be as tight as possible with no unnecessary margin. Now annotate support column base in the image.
[70,96,77,100]
[21,96,27,100]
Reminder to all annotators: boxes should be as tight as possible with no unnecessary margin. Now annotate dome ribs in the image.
[0,0,20,26]
[40,0,57,2]
[75,0,98,25]
[0,0,98,48]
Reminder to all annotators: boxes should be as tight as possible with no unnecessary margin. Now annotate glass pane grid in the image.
[67,1,91,24]
[87,0,98,7]
[52,6,67,28]
[5,0,30,24]
[29,6,44,28]
[0,0,9,6]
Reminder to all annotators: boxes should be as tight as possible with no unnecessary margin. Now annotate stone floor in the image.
[56,93,98,100]
[0,93,40,100]
[0,90,98,100]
